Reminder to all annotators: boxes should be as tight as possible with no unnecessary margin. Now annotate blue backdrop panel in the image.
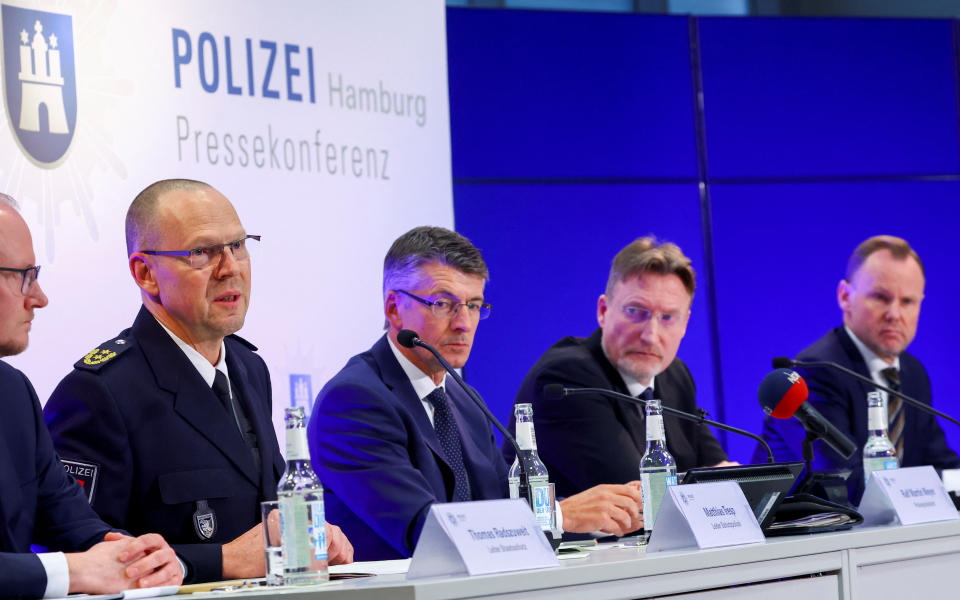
[711,181,960,462]
[446,9,698,180]
[699,17,960,178]
[453,183,717,436]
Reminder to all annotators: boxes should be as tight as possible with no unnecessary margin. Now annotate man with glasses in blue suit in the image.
[309,226,645,561]
[0,193,182,598]
[44,179,351,583]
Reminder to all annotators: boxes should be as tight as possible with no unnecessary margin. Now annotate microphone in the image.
[544,384,775,463]
[758,369,857,459]
[773,357,960,428]
[396,330,532,503]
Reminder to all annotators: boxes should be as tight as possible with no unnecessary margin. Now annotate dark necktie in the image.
[881,367,904,457]
[213,370,235,417]
[213,370,261,473]
[637,387,655,417]
[427,386,471,502]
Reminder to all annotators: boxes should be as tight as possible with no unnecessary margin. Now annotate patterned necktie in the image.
[881,367,904,457]
[427,386,472,502]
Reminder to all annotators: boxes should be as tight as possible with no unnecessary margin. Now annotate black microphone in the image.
[544,384,775,463]
[773,356,960,428]
[396,330,532,504]
[758,369,857,459]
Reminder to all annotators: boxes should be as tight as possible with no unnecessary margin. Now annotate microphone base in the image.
[543,529,563,552]
[795,469,855,508]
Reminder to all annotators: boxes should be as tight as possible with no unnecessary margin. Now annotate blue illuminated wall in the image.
[447,8,960,464]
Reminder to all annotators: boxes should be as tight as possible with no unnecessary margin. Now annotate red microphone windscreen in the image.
[758,368,809,419]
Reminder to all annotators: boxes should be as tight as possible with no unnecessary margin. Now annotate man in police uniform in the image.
[44,179,351,583]
[0,193,182,597]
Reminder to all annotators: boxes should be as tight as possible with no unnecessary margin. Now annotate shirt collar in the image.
[388,336,446,401]
[618,368,656,399]
[844,325,900,377]
[155,316,229,388]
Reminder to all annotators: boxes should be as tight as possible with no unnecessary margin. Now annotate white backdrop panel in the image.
[0,0,452,439]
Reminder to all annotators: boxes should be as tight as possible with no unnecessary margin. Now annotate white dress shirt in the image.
[845,325,900,408]
[387,336,447,426]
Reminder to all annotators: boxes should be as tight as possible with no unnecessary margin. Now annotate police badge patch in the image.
[60,458,99,503]
[193,500,217,540]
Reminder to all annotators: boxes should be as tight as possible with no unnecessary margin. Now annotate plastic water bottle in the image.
[863,391,899,485]
[507,403,553,530]
[640,398,677,539]
[277,407,328,585]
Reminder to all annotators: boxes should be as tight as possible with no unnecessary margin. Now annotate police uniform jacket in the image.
[44,306,284,583]
[0,360,111,599]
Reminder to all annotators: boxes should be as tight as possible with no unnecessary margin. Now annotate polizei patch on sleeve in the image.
[61,458,99,503]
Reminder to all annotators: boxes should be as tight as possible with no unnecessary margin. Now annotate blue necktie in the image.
[637,387,655,416]
[427,386,472,502]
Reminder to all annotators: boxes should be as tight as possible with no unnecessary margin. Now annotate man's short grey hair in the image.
[0,193,20,211]
[126,179,211,255]
[383,226,489,296]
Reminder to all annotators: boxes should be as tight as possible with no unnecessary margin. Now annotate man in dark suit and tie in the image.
[762,235,960,503]
[0,193,181,598]
[309,226,645,561]
[506,237,732,504]
[44,179,351,583]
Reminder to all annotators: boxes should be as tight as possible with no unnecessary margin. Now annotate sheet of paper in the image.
[330,558,411,576]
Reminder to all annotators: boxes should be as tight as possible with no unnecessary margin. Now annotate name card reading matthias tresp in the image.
[647,481,764,552]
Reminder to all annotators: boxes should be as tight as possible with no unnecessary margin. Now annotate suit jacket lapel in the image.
[836,327,876,400]
[370,336,448,470]
[133,308,259,487]
[226,346,285,494]
[586,329,646,451]
[0,433,21,552]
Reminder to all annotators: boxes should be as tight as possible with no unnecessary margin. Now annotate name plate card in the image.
[859,466,959,526]
[407,499,558,579]
[647,481,765,553]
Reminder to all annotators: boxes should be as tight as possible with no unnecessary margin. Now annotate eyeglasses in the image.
[397,289,492,320]
[142,235,261,269]
[0,265,41,295]
[621,305,683,329]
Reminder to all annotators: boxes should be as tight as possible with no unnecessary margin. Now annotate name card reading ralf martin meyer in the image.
[647,481,765,553]
[860,465,959,526]
[407,499,558,579]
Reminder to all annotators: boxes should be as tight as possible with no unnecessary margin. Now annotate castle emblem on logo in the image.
[2,5,77,166]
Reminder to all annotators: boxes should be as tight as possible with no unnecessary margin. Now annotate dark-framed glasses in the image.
[397,289,491,320]
[0,265,41,295]
[142,235,261,269]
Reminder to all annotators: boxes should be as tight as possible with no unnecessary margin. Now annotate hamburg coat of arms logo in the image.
[2,4,77,167]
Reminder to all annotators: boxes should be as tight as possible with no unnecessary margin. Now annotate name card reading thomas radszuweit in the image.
[859,465,960,527]
[407,499,559,579]
[647,481,765,553]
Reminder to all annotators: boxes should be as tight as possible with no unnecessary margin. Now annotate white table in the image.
[186,520,960,599]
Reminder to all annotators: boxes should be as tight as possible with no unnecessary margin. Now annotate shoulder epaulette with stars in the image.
[74,335,134,372]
